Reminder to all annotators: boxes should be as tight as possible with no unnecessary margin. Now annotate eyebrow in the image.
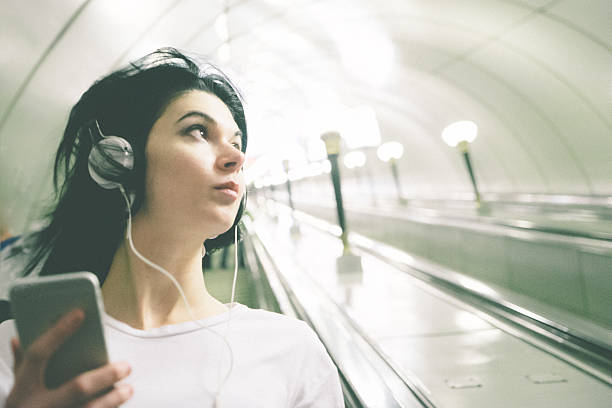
[176,110,214,124]
[176,110,243,139]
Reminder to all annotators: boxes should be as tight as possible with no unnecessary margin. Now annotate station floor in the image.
[243,202,612,408]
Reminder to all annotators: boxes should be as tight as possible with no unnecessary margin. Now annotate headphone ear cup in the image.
[88,136,134,190]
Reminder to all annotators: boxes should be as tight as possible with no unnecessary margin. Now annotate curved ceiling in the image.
[1,0,611,231]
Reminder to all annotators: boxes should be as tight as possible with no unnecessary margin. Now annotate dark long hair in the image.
[19,47,248,285]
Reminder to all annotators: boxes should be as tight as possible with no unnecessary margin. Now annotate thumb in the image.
[10,337,23,373]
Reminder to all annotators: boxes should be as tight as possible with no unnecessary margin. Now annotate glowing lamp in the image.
[376,141,404,163]
[320,131,342,155]
[343,151,367,169]
[441,121,478,147]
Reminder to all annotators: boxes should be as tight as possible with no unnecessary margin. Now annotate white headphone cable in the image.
[215,225,239,407]
[119,186,236,407]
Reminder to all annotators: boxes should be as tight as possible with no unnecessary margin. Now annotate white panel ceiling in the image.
[1,0,611,232]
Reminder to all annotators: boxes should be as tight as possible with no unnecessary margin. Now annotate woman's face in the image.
[143,90,245,237]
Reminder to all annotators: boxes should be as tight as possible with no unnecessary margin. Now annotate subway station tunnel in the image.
[0,0,611,407]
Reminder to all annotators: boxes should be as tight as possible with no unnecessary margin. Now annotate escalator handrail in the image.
[285,204,612,385]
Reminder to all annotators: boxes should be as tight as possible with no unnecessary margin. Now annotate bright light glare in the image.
[343,151,367,169]
[270,172,288,185]
[258,170,288,187]
[217,43,231,63]
[306,137,328,162]
[376,141,404,162]
[305,104,381,160]
[286,160,331,181]
[322,159,332,173]
[342,106,382,149]
[454,311,487,330]
[456,276,499,298]
[330,22,394,88]
[214,13,229,42]
[263,0,296,5]
[442,121,478,147]
[305,103,345,140]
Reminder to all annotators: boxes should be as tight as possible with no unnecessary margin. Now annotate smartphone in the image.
[9,271,109,388]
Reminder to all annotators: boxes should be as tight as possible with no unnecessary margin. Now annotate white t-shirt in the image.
[0,302,344,407]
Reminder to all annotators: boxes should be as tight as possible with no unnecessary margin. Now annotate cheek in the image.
[146,149,212,201]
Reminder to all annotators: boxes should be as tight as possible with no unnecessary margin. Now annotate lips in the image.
[214,181,240,194]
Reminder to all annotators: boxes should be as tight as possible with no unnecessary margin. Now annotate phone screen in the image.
[9,272,109,388]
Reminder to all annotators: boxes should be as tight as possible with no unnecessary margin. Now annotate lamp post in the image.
[282,160,296,211]
[442,120,481,205]
[282,159,300,235]
[320,131,349,251]
[320,131,362,295]
[377,141,406,205]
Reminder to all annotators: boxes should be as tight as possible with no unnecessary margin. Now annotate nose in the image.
[217,142,245,172]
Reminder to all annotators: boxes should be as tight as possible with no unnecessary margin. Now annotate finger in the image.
[23,309,84,370]
[84,384,133,408]
[10,337,23,372]
[54,362,131,405]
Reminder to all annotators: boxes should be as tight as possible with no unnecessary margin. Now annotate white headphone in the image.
[88,120,238,407]
[87,132,134,189]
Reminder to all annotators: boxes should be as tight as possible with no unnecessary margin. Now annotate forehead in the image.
[161,90,238,130]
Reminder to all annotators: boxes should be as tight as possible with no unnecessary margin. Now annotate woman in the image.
[0,48,344,407]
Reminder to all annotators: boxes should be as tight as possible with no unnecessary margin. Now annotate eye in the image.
[232,142,242,150]
[186,124,208,139]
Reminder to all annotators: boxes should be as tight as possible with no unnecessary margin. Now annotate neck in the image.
[101,215,227,330]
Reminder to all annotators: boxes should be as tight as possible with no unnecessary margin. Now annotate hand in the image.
[6,309,133,408]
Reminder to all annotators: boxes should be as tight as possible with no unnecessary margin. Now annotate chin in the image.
[214,218,237,237]
[203,206,240,236]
